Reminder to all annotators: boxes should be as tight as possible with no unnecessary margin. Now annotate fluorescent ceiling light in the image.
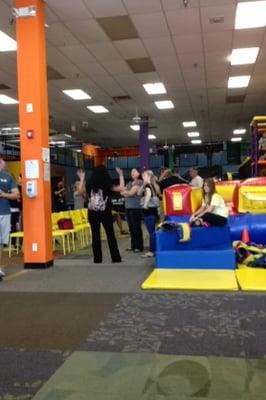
[148,134,156,140]
[233,129,246,135]
[64,134,72,138]
[187,131,200,138]
[49,141,65,146]
[87,105,109,113]
[183,121,197,128]
[0,31,17,52]
[235,1,266,29]
[191,139,202,144]
[143,82,167,95]
[228,75,250,88]
[130,124,140,131]
[230,47,259,65]
[76,149,82,153]
[231,137,242,142]
[0,95,18,104]
[154,100,174,110]
[63,89,91,100]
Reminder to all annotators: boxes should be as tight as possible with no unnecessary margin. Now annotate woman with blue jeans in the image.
[139,170,160,258]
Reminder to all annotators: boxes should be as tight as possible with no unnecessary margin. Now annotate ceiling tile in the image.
[179,53,204,68]
[166,8,201,35]
[45,0,93,21]
[83,0,126,17]
[97,15,138,41]
[200,4,235,33]
[131,12,169,38]
[173,34,203,54]
[123,0,162,14]
[87,42,122,61]
[233,28,265,48]
[203,31,233,52]
[126,58,156,73]
[144,37,175,57]
[103,60,133,74]
[65,20,109,44]
[162,0,199,11]
[45,23,79,46]
[58,45,96,65]
[115,39,148,59]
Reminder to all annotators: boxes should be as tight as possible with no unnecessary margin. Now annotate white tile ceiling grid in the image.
[0,0,265,146]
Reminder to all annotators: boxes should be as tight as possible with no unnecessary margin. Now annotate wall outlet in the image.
[32,243,38,252]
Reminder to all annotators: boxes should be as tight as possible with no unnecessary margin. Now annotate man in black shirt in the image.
[158,166,188,192]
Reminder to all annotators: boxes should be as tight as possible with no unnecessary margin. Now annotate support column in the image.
[16,0,53,268]
[139,116,149,171]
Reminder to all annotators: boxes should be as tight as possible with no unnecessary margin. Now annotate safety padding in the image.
[215,180,240,214]
[163,185,202,216]
[156,247,236,269]
[233,177,266,214]
[236,264,266,291]
[141,269,238,291]
[166,214,266,245]
[156,226,232,251]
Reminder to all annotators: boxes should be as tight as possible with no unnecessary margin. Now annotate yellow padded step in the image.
[236,264,266,291]
[142,269,238,291]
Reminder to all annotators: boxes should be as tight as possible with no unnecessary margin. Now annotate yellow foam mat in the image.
[142,269,238,291]
[236,264,266,291]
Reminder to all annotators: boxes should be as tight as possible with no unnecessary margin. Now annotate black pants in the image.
[126,208,143,251]
[89,210,121,263]
[202,212,227,226]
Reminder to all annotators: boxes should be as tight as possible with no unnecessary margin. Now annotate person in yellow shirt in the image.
[189,178,228,227]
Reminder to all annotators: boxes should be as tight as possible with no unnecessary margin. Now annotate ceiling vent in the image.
[209,16,225,24]
[226,95,246,104]
[112,95,132,101]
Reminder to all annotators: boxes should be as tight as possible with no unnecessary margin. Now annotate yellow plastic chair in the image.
[70,209,91,246]
[51,213,71,254]
[57,211,84,249]
[8,231,24,257]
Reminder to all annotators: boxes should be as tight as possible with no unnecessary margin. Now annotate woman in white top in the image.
[189,178,228,227]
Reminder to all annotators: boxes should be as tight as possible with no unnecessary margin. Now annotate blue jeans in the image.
[144,215,157,253]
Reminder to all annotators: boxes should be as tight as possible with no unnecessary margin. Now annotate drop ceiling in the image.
[0,0,266,147]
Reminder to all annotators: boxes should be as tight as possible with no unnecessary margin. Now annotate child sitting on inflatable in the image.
[189,178,229,227]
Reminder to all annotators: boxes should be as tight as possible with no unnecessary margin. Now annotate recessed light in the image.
[233,129,246,135]
[76,149,82,153]
[154,100,174,110]
[228,76,250,88]
[231,137,242,142]
[187,131,200,138]
[0,95,18,104]
[130,124,140,131]
[182,121,197,128]
[230,48,259,65]
[87,105,109,113]
[0,31,17,52]
[143,83,167,95]
[235,1,266,30]
[63,89,91,100]
[191,139,202,144]
[148,134,156,140]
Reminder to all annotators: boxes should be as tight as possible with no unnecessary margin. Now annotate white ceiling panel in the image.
[205,51,229,67]
[233,28,265,48]
[0,2,14,29]
[173,34,203,54]
[58,45,96,65]
[83,0,126,17]
[178,53,204,68]
[166,8,201,35]
[103,60,133,75]
[200,4,236,33]
[132,12,169,38]
[45,23,79,46]
[123,0,162,14]
[144,37,176,57]
[87,42,122,61]
[65,20,109,44]
[200,0,235,6]
[114,39,148,59]
[162,0,200,11]
[203,31,233,52]
[45,0,93,21]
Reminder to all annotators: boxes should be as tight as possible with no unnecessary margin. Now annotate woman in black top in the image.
[77,166,123,264]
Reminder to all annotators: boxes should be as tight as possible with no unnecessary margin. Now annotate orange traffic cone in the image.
[241,228,250,244]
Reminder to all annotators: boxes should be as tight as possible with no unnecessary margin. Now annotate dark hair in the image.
[88,165,112,194]
[203,178,216,205]
[131,167,141,178]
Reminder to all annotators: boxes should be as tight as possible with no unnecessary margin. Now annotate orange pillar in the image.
[16,0,53,268]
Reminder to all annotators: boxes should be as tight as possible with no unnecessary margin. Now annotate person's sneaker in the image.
[142,251,154,258]
[133,249,141,253]
[0,268,6,278]
[126,248,133,251]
